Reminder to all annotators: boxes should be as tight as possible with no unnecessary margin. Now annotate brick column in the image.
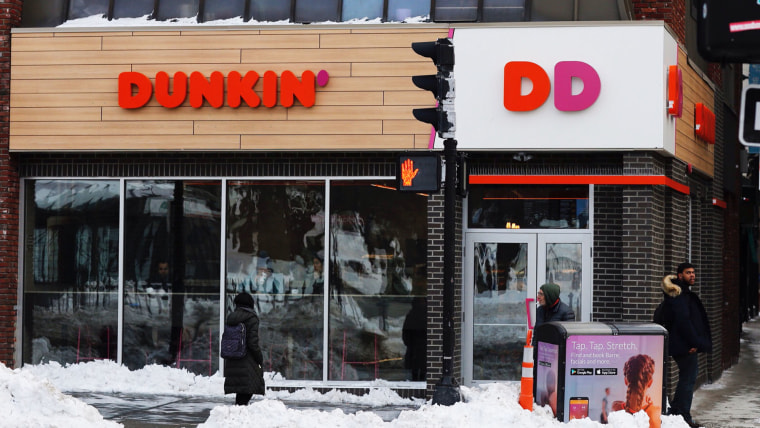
[0,1,22,367]
[620,153,669,321]
[426,192,462,399]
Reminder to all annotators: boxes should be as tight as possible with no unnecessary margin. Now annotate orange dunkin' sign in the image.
[118,70,330,109]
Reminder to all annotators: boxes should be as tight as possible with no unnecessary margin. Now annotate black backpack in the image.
[220,322,247,359]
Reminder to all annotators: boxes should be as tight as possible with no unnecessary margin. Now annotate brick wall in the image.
[592,185,624,322]
[0,1,21,367]
[619,153,669,321]
[425,191,462,399]
[633,0,685,43]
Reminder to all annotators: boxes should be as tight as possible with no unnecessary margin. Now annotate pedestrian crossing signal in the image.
[397,153,441,193]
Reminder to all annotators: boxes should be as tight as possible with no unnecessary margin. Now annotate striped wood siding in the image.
[10,26,448,151]
[675,47,715,177]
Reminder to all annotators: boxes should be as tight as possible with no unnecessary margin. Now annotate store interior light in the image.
[371,184,397,191]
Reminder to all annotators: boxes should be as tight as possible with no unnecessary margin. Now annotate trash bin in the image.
[533,322,668,424]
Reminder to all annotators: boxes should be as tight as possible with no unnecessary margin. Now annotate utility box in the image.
[533,322,668,424]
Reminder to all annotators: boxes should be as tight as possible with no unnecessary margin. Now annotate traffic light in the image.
[411,38,455,139]
[698,0,760,63]
[396,153,441,193]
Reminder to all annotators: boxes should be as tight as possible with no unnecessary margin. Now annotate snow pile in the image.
[0,363,121,428]
[58,14,429,28]
[8,361,694,428]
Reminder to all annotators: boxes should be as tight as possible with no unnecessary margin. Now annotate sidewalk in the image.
[72,391,417,428]
[690,318,760,428]
[71,319,760,428]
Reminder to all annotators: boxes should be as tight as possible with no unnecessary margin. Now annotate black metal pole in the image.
[432,137,461,405]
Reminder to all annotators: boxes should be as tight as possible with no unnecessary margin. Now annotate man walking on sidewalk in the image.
[661,262,713,428]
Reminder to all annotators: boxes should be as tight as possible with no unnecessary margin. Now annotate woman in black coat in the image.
[224,292,265,405]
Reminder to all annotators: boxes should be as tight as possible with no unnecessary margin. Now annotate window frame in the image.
[19,175,428,389]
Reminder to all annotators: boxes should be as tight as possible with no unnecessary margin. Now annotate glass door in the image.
[463,232,536,384]
[537,234,592,322]
[463,232,592,384]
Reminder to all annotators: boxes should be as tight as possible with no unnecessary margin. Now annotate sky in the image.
[0,359,694,428]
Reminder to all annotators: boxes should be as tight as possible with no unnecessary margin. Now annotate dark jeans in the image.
[671,353,698,423]
[235,393,253,405]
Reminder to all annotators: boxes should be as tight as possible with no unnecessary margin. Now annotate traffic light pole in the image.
[432,137,461,406]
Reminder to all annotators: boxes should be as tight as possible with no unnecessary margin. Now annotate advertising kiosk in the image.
[533,322,668,424]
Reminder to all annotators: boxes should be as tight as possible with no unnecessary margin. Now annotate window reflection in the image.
[123,180,221,375]
[577,0,621,20]
[545,243,582,318]
[329,181,427,381]
[113,0,154,19]
[482,0,525,21]
[22,177,430,382]
[468,185,589,229]
[23,180,119,365]
[434,0,478,21]
[226,181,325,380]
[20,0,68,27]
[156,0,200,20]
[387,0,430,21]
[472,242,526,380]
[68,0,109,20]
[531,0,574,21]
[342,0,384,21]
[295,0,340,23]
[249,0,292,22]
[202,0,245,21]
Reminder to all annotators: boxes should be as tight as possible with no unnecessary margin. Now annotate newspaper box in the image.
[533,322,668,423]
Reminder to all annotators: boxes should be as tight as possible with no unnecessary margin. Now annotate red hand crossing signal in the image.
[396,153,441,193]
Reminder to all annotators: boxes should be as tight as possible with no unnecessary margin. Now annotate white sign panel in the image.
[739,85,760,146]
[434,23,678,153]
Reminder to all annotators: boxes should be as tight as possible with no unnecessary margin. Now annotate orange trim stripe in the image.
[469,175,690,195]
[712,198,727,209]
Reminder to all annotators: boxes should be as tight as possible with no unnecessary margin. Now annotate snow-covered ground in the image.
[0,360,691,428]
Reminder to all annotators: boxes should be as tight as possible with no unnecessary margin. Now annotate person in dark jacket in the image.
[402,296,427,381]
[534,282,575,330]
[224,292,265,405]
[661,263,712,428]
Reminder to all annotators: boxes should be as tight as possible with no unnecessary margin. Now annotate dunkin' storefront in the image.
[10,22,722,399]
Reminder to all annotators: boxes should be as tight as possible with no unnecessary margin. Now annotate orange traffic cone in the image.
[518,329,534,410]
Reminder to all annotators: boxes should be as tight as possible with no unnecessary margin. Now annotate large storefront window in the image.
[468,185,589,229]
[23,180,120,365]
[328,181,427,381]
[123,180,221,374]
[22,177,427,383]
[226,181,326,380]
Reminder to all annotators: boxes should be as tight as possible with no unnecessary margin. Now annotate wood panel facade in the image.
[10,26,448,151]
[675,47,715,177]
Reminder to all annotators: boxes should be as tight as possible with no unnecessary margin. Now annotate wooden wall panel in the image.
[10,26,448,151]
[12,79,115,94]
[102,34,321,50]
[10,135,241,150]
[11,121,194,135]
[241,134,415,150]
[675,48,715,177]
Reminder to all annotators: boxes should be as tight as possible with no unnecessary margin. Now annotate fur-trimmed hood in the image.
[661,274,682,297]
